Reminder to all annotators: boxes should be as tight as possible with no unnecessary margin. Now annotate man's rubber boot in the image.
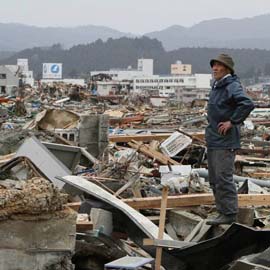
[206,214,236,226]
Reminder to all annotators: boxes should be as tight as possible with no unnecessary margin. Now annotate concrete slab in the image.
[15,136,71,188]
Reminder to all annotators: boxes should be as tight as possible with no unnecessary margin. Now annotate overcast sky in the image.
[1,0,270,33]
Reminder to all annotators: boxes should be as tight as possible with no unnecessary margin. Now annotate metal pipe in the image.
[193,168,270,188]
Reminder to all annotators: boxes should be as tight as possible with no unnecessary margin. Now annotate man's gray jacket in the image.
[206,74,255,149]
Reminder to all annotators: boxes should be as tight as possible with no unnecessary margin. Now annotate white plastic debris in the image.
[160,132,192,157]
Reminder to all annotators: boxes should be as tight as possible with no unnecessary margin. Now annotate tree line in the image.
[2,37,270,80]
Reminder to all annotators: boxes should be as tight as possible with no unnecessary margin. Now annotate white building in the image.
[95,81,119,96]
[17,59,34,86]
[40,78,86,87]
[91,58,211,101]
[2,59,35,88]
[133,73,212,98]
[171,61,192,75]
[137,59,153,76]
[149,96,168,107]
[175,87,210,103]
[94,81,131,96]
[90,59,154,81]
[0,65,19,95]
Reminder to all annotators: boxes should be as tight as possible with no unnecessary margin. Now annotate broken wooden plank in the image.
[184,219,204,242]
[114,177,138,197]
[76,221,93,232]
[76,213,93,232]
[128,140,179,165]
[236,155,270,162]
[155,186,169,270]
[248,172,270,178]
[191,220,212,242]
[110,134,171,143]
[66,202,81,212]
[178,129,206,145]
[131,183,143,198]
[237,148,270,156]
[123,194,270,209]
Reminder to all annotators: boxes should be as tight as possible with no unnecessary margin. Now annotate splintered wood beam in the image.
[128,140,179,165]
[123,194,270,210]
[76,221,93,232]
[109,134,171,143]
[109,132,205,143]
[155,186,169,270]
[66,202,81,212]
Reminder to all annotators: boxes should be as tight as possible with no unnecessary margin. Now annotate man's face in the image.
[212,61,231,80]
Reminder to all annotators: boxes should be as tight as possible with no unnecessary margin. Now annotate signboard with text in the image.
[42,63,62,79]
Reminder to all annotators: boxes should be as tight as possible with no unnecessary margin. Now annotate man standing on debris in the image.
[206,54,254,225]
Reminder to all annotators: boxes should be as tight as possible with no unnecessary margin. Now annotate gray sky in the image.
[1,0,270,33]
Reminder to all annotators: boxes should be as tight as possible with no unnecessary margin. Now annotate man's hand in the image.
[218,121,233,135]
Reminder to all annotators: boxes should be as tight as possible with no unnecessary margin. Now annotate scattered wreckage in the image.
[0,84,270,269]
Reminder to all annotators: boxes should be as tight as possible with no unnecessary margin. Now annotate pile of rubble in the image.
[0,177,67,219]
[0,83,270,269]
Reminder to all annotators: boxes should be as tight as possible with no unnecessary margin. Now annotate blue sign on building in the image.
[51,64,60,74]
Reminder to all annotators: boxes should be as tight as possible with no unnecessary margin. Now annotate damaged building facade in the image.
[0,65,19,95]
[0,58,34,95]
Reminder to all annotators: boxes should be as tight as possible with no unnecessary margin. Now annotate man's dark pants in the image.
[207,149,238,215]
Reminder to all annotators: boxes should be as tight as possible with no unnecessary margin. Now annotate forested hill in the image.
[2,36,270,79]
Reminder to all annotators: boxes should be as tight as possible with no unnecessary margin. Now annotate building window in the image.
[150,80,154,83]
[154,79,158,82]
[140,79,144,83]
[169,79,173,82]
[179,79,184,83]
[0,86,6,94]
[0,74,7,79]
[159,79,163,83]
[136,79,139,83]
[174,79,178,83]
[145,79,149,83]
[164,79,168,83]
